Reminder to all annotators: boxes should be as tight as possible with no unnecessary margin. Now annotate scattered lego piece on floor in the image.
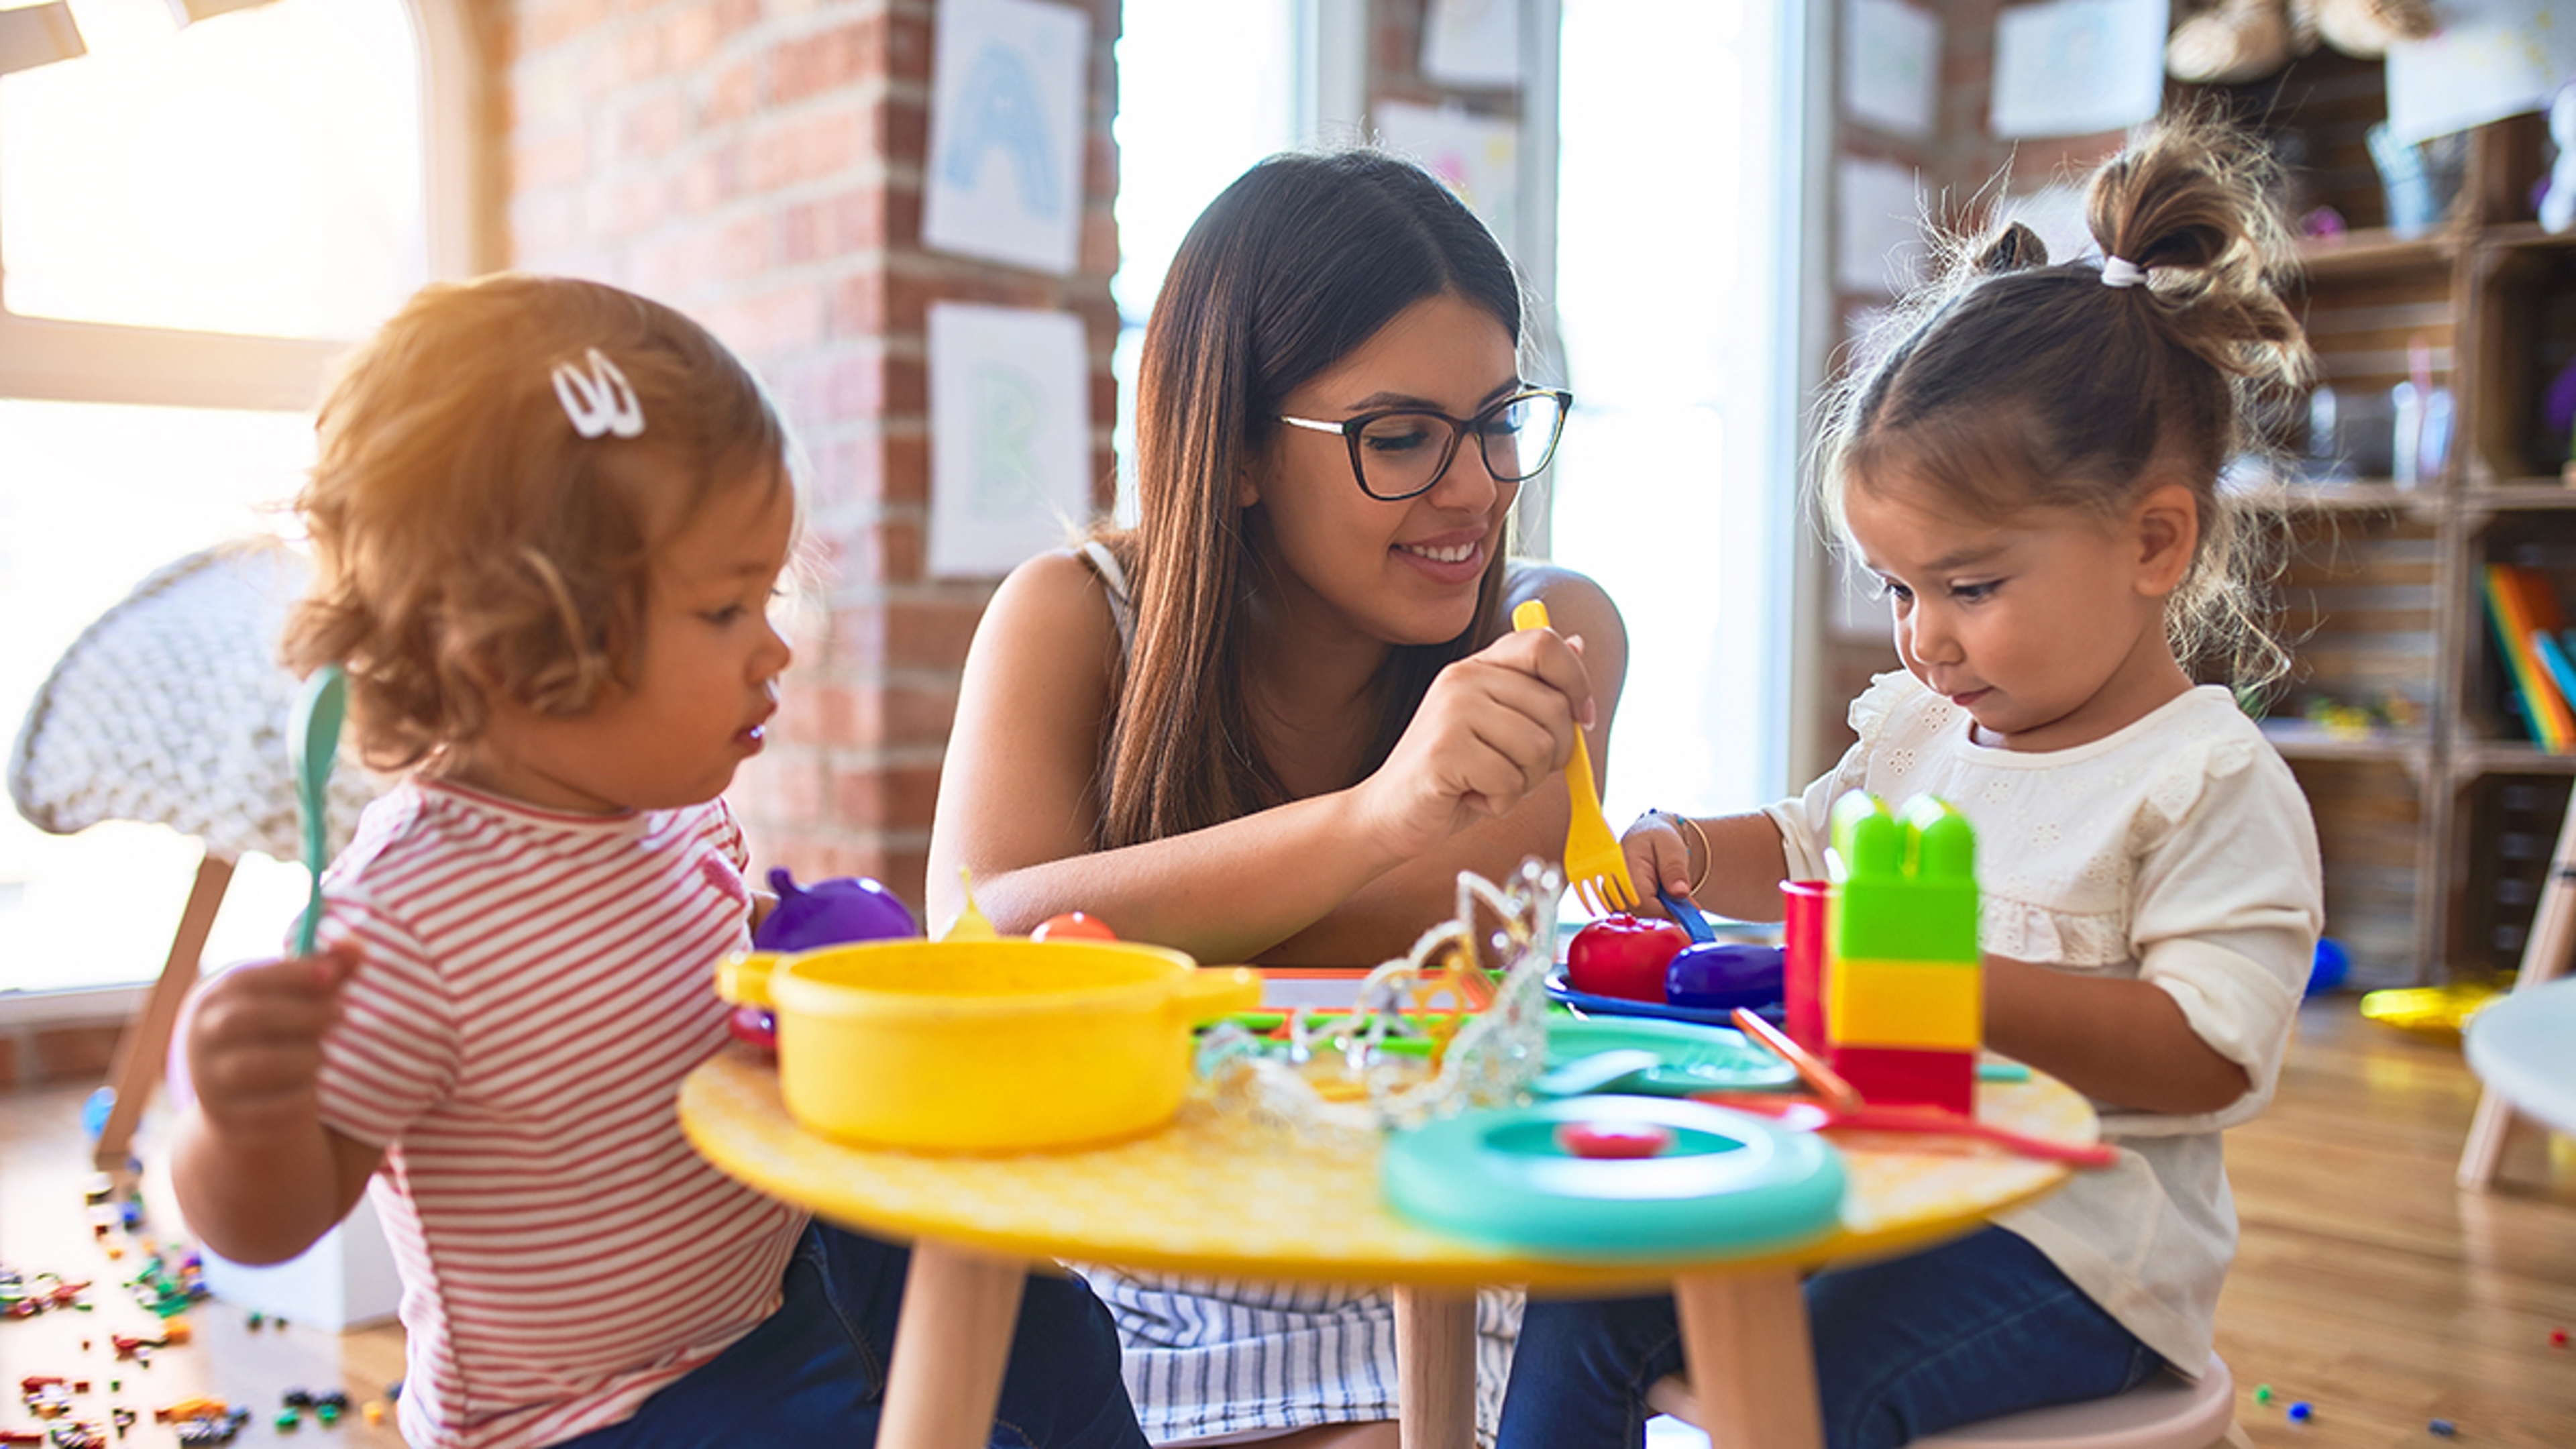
[152,1397,229,1424]
[125,1246,207,1318]
[2288,1400,2314,1422]
[2553,1327,2569,1348]
[21,1375,73,1418]
[1,1267,93,1318]
[2430,1419,2457,1437]
[362,1402,385,1427]
[2253,1384,2273,1404]
[169,1409,250,1448]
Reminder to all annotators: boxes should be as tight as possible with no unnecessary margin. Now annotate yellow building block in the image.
[1827,959,1982,1049]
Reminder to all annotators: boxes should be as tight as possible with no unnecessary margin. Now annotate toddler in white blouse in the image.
[1499,117,2324,1449]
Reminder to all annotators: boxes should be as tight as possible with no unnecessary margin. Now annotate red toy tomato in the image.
[1033,911,1118,943]
[1554,1120,1676,1160]
[1566,913,1690,1003]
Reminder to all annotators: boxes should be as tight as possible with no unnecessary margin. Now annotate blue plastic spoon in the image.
[290,665,347,956]
[1656,885,1717,945]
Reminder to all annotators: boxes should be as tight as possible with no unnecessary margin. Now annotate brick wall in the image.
[502,0,1123,908]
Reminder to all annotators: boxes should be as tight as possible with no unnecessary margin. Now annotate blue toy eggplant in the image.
[1664,942,1786,1013]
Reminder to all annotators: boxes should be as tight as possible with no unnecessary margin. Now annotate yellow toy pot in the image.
[716,939,1263,1152]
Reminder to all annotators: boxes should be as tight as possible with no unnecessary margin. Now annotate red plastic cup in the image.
[1780,879,1829,1052]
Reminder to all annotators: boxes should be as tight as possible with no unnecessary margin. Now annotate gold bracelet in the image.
[1656,808,1715,898]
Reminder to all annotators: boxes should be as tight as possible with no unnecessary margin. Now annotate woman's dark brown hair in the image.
[284,273,793,771]
[1818,117,2316,688]
[1093,150,1527,850]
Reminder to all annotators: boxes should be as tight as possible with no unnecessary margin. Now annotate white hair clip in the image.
[2100,256,2148,289]
[550,347,645,439]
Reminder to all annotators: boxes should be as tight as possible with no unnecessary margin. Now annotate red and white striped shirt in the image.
[315,779,804,1449]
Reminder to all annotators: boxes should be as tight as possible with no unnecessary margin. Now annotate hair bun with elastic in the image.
[1974,221,2049,276]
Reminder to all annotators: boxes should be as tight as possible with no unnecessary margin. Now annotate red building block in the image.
[1832,1044,1974,1115]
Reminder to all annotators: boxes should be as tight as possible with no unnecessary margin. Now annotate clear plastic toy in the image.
[1194,858,1563,1140]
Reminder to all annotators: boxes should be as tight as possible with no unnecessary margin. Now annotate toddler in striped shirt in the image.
[173,274,1145,1449]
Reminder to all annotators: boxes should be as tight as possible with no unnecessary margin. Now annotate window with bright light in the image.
[3,0,425,339]
[1548,0,1798,828]
[1110,0,1299,522]
[0,0,436,998]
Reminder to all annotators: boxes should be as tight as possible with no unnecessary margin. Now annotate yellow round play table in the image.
[680,1045,2099,1449]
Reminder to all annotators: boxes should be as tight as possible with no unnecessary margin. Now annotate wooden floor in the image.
[2216,1002,2576,1446]
[0,1088,406,1448]
[0,999,2569,1447]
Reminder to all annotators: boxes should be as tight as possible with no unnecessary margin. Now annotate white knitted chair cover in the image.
[7,542,375,865]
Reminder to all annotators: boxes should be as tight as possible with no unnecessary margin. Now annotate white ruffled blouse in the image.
[1764,672,2323,1374]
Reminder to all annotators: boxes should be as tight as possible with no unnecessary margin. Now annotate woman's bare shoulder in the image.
[981,547,1121,655]
[1504,559,1624,642]
[1505,558,1613,609]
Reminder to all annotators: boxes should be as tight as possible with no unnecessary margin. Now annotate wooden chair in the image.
[6,543,371,1172]
[2457,786,2576,1191]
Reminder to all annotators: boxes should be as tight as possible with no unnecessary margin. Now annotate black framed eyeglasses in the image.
[1277,386,1572,502]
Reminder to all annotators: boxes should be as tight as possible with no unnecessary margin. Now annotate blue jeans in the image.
[1497,1226,2164,1449]
[553,1222,1146,1448]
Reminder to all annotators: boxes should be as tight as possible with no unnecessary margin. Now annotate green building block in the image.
[1827,792,1977,964]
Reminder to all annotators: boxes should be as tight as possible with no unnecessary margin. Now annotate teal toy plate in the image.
[1383,1096,1847,1257]
[1546,1016,1798,1095]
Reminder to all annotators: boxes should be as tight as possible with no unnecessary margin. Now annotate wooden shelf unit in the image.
[2191,55,2573,984]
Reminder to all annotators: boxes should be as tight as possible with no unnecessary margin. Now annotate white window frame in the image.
[0,0,484,1028]
[0,0,488,412]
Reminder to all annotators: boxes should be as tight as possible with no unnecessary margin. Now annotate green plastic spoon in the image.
[290,665,347,957]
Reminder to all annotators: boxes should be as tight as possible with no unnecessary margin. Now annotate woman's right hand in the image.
[183,946,358,1142]
[1350,625,1594,864]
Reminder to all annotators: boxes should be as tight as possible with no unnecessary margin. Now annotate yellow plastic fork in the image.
[1511,599,1638,916]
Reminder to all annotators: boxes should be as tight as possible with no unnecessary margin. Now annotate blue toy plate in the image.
[1546,969,1788,1031]
[1382,1095,1847,1257]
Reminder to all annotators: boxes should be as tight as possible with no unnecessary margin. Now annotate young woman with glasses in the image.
[924,149,1626,1446]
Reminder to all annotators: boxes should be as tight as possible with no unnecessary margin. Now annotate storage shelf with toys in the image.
[2182,52,2573,985]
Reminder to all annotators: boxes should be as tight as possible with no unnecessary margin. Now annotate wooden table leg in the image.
[94,852,233,1174]
[1672,1269,1822,1449]
[879,1240,1028,1449]
[1393,1285,1477,1449]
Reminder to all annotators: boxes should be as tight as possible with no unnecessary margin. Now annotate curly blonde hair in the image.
[1817,116,2315,690]
[284,274,792,770]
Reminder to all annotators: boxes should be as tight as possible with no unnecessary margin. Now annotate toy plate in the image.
[1546,969,1787,1031]
[1546,1016,1797,1095]
[1382,1095,1847,1256]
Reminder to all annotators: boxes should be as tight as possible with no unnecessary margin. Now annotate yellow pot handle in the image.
[716,950,782,1008]
[1165,965,1264,1025]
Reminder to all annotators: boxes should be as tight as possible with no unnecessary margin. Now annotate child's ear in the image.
[2130,482,2200,598]
[1235,464,1262,509]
